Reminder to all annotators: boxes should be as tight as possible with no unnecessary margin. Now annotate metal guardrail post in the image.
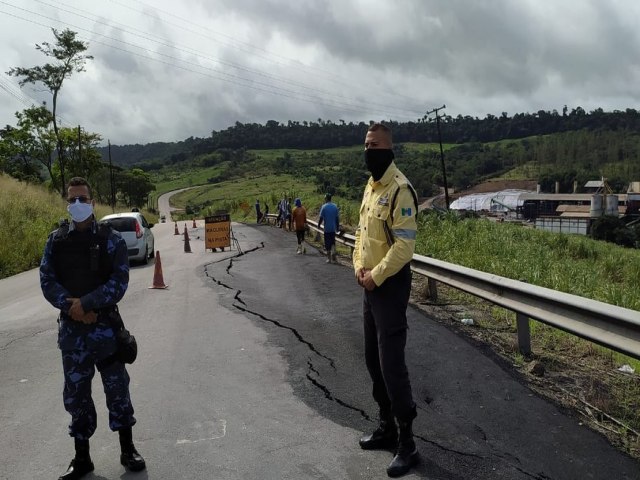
[516,313,531,356]
[427,277,438,302]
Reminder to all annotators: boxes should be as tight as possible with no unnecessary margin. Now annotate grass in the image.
[400,142,456,153]
[168,173,362,225]
[416,212,640,310]
[149,164,228,207]
[0,174,156,279]
[250,146,363,159]
[496,162,539,180]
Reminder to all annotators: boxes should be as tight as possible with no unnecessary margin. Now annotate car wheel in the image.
[150,248,155,259]
[142,245,149,265]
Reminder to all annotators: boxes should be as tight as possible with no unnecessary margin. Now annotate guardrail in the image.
[265,214,640,359]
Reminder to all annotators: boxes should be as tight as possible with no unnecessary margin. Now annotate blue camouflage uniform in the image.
[40,218,135,440]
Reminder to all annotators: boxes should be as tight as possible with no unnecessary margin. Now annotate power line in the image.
[108,0,424,108]
[34,0,425,117]
[0,3,421,120]
[0,77,32,108]
[0,71,73,128]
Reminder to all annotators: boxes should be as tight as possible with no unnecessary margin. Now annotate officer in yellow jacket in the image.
[354,123,419,478]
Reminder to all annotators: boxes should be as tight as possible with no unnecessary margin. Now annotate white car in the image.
[100,212,155,265]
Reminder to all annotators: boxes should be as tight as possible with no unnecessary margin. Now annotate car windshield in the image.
[107,217,138,232]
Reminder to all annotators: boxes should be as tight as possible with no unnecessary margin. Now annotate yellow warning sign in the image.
[205,213,231,250]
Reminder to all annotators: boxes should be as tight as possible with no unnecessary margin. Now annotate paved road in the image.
[0,203,638,478]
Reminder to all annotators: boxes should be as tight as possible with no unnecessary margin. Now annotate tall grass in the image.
[416,212,640,310]
[0,174,148,279]
[0,175,68,278]
[170,173,363,223]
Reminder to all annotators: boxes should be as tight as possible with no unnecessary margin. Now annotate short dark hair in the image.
[325,193,332,201]
[67,177,92,198]
[368,123,392,142]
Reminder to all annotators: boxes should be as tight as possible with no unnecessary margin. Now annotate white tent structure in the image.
[450,189,534,212]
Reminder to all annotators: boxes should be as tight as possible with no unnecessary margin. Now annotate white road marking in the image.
[176,419,227,445]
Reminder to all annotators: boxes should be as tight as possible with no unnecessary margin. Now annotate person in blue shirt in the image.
[40,177,145,479]
[318,193,340,263]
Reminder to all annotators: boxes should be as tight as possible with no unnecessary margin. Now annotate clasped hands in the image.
[356,268,377,291]
[66,297,97,324]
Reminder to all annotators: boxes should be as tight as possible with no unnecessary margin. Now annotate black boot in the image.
[58,439,94,480]
[386,420,419,477]
[359,411,398,450]
[118,427,146,472]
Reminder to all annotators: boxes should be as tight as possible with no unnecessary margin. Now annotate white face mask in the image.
[67,199,93,223]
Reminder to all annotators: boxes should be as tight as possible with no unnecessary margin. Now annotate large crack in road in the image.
[203,243,559,479]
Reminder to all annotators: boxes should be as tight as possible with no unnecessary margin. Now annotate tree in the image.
[117,168,155,208]
[0,124,41,181]
[7,28,93,196]
[56,127,103,182]
[14,105,56,183]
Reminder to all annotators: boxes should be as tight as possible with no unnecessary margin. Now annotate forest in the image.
[4,107,640,204]
[97,108,640,201]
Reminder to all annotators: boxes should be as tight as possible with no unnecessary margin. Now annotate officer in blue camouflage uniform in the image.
[40,177,146,480]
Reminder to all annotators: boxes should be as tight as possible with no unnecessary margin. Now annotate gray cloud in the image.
[1,0,640,144]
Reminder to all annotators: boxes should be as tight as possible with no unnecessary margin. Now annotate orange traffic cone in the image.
[184,226,192,253]
[174,222,179,235]
[192,218,197,228]
[148,251,168,289]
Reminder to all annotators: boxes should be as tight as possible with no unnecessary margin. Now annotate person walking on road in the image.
[255,198,262,223]
[318,193,340,263]
[285,197,293,230]
[353,123,420,477]
[278,195,290,229]
[40,177,146,480]
[292,198,307,254]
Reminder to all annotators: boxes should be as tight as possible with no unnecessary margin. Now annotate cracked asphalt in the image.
[1,215,638,480]
[204,223,640,480]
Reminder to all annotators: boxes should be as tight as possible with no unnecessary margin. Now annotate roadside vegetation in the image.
[167,173,362,227]
[0,174,155,279]
[417,211,640,310]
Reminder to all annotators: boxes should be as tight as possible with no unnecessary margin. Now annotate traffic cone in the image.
[184,226,192,253]
[148,251,168,289]
[192,218,197,228]
[174,222,179,235]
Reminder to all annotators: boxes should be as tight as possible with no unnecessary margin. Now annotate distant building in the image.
[450,184,639,236]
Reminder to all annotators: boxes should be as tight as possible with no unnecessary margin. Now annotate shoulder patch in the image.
[390,180,419,222]
[52,222,70,240]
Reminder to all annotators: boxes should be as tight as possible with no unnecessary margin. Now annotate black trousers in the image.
[363,264,416,422]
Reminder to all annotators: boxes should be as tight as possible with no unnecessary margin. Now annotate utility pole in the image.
[77,125,82,174]
[426,105,450,210]
[108,140,115,213]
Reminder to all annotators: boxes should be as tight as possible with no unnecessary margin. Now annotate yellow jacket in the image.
[353,162,418,286]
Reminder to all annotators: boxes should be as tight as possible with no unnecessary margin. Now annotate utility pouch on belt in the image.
[98,308,138,368]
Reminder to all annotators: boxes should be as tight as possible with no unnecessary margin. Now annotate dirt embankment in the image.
[456,179,538,196]
[421,180,538,210]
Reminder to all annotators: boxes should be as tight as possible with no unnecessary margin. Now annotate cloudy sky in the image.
[1,0,640,145]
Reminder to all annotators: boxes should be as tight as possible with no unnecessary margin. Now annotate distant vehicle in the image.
[160,214,166,223]
[100,212,155,265]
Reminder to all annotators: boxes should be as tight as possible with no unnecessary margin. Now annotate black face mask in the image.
[364,149,394,181]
